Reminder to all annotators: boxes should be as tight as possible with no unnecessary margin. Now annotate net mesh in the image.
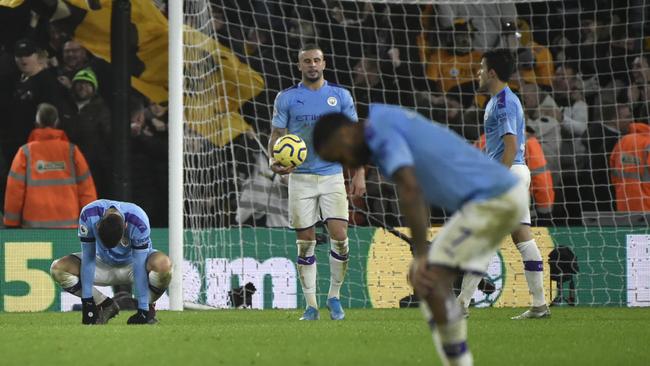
[181,0,650,308]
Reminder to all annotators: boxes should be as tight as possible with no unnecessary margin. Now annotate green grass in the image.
[1,308,649,366]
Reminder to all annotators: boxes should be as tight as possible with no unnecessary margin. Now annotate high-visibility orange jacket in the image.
[610,122,650,212]
[476,134,555,213]
[4,128,97,228]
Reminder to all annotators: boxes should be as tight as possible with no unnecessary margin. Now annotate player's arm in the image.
[127,217,154,324]
[80,234,98,324]
[497,102,519,169]
[501,133,517,168]
[269,92,295,175]
[393,167,437,297]
[341,89,366,197]
[392,167,429,257]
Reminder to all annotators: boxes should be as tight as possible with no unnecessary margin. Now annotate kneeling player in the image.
[313,104,528,366]
[50,199,172,325]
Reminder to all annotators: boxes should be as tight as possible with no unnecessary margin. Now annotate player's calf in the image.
[50,256,107,305]
[146,252,173,304]
[416,265,473,366]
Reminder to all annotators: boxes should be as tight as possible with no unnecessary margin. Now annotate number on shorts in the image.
[451,228,472,247]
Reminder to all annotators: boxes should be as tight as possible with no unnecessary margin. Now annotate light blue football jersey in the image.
[483,86,526,165]
[78,199,152,309]
[272,81,357,175]
[78,199,152,265]
[366,104,518,212]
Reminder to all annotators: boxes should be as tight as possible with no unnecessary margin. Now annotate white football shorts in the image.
[510,164,532,225]
[72,250,156,286]
[288,172,348,230]
[427,180,528,275]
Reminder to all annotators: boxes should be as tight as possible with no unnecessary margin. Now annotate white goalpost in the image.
[168,0,184,311]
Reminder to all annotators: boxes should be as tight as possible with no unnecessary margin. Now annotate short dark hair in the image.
[300,43,322,53]
[313,112,354,154]
[482,49,515,82]
[97,213,124,248]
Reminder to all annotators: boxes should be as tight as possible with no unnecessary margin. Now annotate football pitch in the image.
[1,308,648,366]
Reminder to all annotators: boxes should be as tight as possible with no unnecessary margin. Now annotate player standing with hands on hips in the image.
[269,44,365,321]
[457,49,550,319]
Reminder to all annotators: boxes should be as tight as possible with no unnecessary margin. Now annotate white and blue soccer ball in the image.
[273,134,307,168]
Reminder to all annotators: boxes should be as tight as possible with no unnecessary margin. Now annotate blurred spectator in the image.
[552,63,589,137]
[351,54,412,111]
[628,54,650,123]
[130,97,168,227]
[418,18,482,123]
[610,122,650,211]
[581,94,634,212]
[3,103,96,228]
[63,68,111,198]
[435,3,517,51]
[1,38,74,166]
[56,40,90,89]
[501,19,555,91]
[45,22,70,68]
[521,81,563,177]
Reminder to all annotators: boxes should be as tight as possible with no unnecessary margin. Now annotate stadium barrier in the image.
[0,227,646,312]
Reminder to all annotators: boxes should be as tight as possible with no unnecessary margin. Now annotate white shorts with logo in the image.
[288,173,348,230]
[72,251,155,286]
[427,181,529,274]
[510,164,532,225]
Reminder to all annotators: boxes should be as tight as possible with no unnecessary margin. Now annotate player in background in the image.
[313,104,528,366]
[50,199,172,324]
[457,49,550,319]
[269,44,366,321]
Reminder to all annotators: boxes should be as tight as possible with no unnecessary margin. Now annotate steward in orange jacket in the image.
[610,122,650,212]
[476,130,555,214]
[4,104,97,228]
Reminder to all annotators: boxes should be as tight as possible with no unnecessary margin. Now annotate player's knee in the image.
[50,259,62,280]
[327,221,347,241]
[50,257,70,280]
[151,255,172,274]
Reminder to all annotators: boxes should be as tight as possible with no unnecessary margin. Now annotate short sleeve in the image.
[271,92,289,128]
[341,89,358,122]
[78,208,96,243]
[367,122,414,178]
[131,227,151,251]
[496,101,517,138]
[125,208,152,250]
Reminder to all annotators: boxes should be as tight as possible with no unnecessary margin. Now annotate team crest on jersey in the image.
[327,96,337,106]
[449,68,459,77]
[79,224,88,236]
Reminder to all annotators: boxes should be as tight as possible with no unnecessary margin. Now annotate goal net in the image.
[181,0,650,309]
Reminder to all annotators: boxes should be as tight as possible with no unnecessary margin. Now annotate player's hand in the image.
[127,309,150,325]
[81,297,99,325]
[350,171,366,197]
[409,257,437,298]
[270,159,295,175]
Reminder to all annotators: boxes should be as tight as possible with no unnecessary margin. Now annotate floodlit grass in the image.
[1,308,649,365]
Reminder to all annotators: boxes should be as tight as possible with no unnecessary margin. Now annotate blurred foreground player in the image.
[50,199,172,324]
[313,104,528,366]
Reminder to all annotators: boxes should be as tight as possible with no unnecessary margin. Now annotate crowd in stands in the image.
[0,0,649,228]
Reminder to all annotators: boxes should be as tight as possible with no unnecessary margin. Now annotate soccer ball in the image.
[273,134,307,168]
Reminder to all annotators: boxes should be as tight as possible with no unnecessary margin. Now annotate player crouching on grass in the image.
[50,199,172,325]
[313,104,528,366]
